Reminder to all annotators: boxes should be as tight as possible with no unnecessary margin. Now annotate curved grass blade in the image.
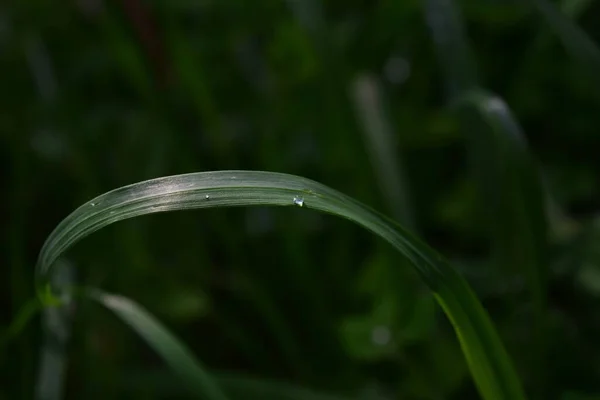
[530,0,600,76]
[36,170,526,400]
[424,0,549,394]
[509,0,596,103]
[456,89,548,396]
[561,0,596,18]
[457,88,548,287]
[87,289,230,400]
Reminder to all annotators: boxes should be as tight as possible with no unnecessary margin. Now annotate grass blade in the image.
[36,170,526,400]
[560,0,595,19]
[509,0,595,103]
[351,74,415,229]
[457,89,548,396]
[425,0,549,394]
[530,0,600,75]
[0,298,42,352]
[87,289,230,400]
[35,262,75,400]
[424,0,477,98]
[456,88,548,280]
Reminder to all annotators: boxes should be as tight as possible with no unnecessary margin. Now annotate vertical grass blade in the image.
[35,170,526,400]
[424,0,477,98]
[35,262,75,400]
[351,74,415,229]
[87,289,230,400]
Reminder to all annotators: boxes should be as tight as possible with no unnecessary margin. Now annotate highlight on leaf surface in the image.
[35,170,527,400]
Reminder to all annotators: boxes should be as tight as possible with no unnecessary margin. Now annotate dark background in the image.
[2,0,600,399]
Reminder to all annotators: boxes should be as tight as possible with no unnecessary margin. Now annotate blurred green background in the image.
[2,0,600,399]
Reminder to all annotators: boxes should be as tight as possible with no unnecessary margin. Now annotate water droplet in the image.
[293,196,304,207]
[90,202,97,207]
[371,325,391,346]
[205,195,210,200]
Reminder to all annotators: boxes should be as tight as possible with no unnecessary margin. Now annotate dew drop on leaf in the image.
[293,196,304,207]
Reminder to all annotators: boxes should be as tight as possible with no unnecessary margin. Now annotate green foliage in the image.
[88,289,229,400]
[3,0,600,399]
[34,170,526,399]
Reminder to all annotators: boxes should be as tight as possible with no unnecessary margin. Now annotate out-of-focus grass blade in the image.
[457,88,548,288]
[425,0,549,394]
[456,89,548,361]
[561,0,595,18]
[531,0,600,75]
[35,261,75,400]
[99,9,155,101]
[509,0,595,104]
[162,19,229,164]
[459,91,549,396]
[351,74,415,229]
[35,170,525,400]
[86,289,230,400]
[424,0,477,98]
[0,298,41,351]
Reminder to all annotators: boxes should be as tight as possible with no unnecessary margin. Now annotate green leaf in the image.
[508,0,596,110]
[530,0,600,76]
[423,0,478,98]
[87,289,230,400]
[351,74,415,229]
[457,89,548,394]
[425,0,549,394]
[457,88,548,291]
[560,0,595,18]
[0,297,41,351]
[36,170,526,400]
